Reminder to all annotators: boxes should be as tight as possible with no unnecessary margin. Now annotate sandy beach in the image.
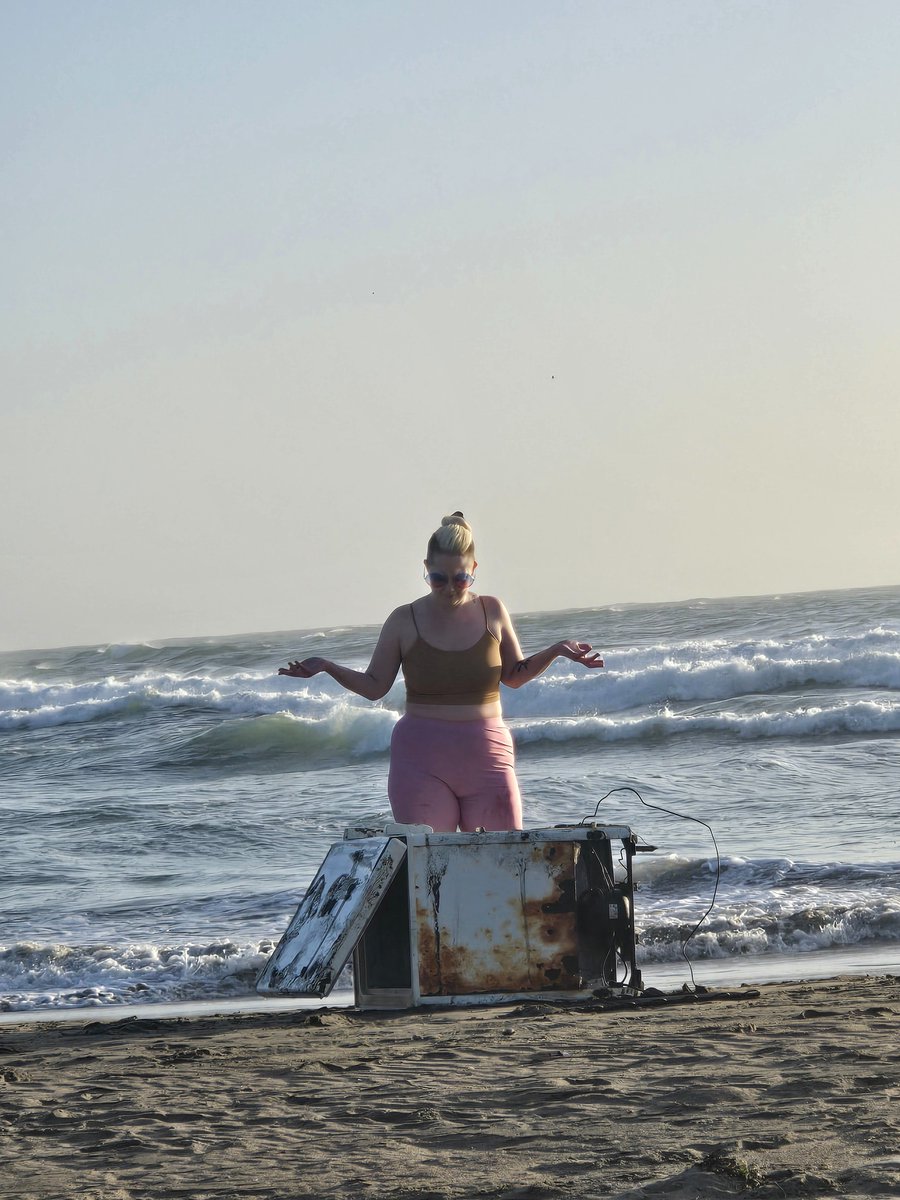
[1,974,898,1199]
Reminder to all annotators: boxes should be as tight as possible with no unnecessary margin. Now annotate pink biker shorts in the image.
[388,715,523,833]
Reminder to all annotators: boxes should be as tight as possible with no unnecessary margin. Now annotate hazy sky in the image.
[3,1,899,651]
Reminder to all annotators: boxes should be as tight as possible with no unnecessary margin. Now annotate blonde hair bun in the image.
[442,511,471,530]
[427,511,475,560]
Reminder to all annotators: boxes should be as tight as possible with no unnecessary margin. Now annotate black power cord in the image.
[580,785,721,990]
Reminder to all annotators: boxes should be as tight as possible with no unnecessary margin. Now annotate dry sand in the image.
[1,974,898,1199]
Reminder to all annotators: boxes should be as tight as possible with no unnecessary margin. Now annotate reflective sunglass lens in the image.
[424,571,474,587]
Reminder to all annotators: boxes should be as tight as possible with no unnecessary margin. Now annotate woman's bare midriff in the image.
[404,700,503,721]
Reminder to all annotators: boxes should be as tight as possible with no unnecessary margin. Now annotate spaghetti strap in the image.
[480,595,500,642]
[409,603,420,635]
[482,590,496,638]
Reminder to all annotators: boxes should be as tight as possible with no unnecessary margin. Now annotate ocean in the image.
[1,584,898,1015]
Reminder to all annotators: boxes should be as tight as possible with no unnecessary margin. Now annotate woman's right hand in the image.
[278,658,329,678]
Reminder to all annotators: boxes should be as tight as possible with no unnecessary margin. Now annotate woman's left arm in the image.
[492,598,604,689]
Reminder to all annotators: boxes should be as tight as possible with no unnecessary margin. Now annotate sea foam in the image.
[0,938,276,1012]
[2,853,897,1010]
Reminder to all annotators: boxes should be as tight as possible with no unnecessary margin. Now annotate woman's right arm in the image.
[278,608,405,702]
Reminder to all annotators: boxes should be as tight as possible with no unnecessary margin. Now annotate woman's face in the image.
[424,553,477,607]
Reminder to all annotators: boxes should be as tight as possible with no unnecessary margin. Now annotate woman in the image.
[279,513,604,832]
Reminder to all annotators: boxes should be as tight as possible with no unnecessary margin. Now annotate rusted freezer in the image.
[257,823,645,1010]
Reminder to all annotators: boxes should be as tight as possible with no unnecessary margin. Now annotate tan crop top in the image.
[403,598,503,705]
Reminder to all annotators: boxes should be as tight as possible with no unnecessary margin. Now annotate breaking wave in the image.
[3,622,900,767]
[0,938,277,1012]
[635,854,900,963]
[513,698,900,747]
[2,855,897,1009]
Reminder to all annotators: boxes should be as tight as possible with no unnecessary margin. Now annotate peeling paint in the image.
[257,837,408,997]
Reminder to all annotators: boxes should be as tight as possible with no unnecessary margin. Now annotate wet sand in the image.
[1,974,898,1199]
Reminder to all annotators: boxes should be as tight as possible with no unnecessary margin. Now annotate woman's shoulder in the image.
[477,595,513,641]
[478,594,510,619]
[385,601,427,636]
[379,604,418,652]
[386,602,417,625]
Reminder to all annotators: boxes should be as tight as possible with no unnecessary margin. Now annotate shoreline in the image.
[3,941,899,1027]
[2,972,898,1199]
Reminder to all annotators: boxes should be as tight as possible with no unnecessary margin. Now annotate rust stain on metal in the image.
[416,839,580,996]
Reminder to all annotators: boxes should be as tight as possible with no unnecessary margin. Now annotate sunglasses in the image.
[424,569,476,589]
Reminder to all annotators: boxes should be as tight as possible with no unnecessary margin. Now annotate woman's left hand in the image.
[557,640,604,668]
[278,658,329,678]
